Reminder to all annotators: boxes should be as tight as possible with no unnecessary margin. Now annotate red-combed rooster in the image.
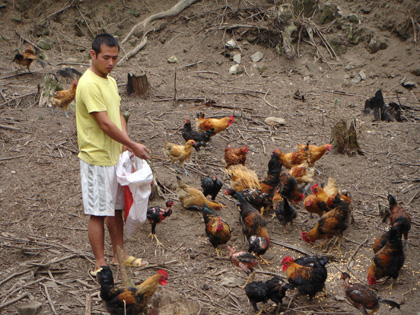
[367,223,405,289]
[196,112,234,134]
[224,145,248,169]
[202,203,231,256]
[341,272,400,314]
[97,266,168,315]
[296,143,332,167]
[224,188,270,263]
[52,79,78,118]
[281,255,329,299]
[301,194,351,252]
[146,200,175,247]
[12,45,45,72]
[273,147,308,169]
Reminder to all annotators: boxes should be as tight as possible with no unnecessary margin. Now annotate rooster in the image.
[196,112,234,134]
[200,175,223,201]
[296,143,332,167]
[301,194,351,252]
[387,194,411,250]
[273,147,308,169]
[245,277,293,314]
[163,139,196,176]
[282,255,329,299]
[279,171,304,203]
[290,161,314,184]
[52,79,78,118]
[367,223,405,289]
[176,176,223,211]
[12,45,45,72]
[182,118,215,151]
[97,266,168,315]
[202,203,231,256]
[225,188,270,263]
[224,145,248,169]
[341,272,400,314]
[146,200,175,247]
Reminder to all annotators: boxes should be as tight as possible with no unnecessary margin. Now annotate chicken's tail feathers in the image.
[197,112,205,119]
[379,299,400,309]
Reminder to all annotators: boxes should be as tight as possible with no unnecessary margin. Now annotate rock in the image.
[151,290,200,315]
[411,68,420,76]
[348,14,360,24]
[368,37,388,53]
[37,40,52,50]
[247,35,257,43]
[16,301,43,315]
[401,80,416,89]
[351,76,361,84]
[167,56,178,63]
[291,0,319,17]
[229,64,243,75]
[359,70,366,80]
[265,117,286,126]
[220,275,244,287]
[233,53,241,64]
[226,39,237,49]
[250,51,263,62]
[305,62,315,72]
[320,3,338,24]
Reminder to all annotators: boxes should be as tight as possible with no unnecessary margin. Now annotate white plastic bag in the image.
[116,151,153,237]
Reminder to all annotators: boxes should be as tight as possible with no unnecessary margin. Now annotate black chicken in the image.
[146,200,175,247]
[245,277,293,313]
[201,175,223,201]
[182,118,215,151]
[274,195,297,230]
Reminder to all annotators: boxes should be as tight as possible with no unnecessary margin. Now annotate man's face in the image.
[91,43,119,77]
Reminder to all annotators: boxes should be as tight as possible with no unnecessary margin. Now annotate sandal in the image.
[89,267,103,277]
[124,256,148,267]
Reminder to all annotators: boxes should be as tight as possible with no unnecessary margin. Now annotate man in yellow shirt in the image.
[76,34,151,275]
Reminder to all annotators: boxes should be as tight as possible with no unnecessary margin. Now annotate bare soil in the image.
[1,0,419,314]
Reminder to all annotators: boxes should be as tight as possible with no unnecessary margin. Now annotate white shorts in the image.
[80,160,124,216]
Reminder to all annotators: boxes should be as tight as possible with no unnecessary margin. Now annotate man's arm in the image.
[92,111,150,160]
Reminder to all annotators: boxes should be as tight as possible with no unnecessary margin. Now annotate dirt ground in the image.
[1,0,420,314]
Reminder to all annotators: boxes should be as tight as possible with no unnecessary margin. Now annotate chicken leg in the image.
[149,233,164,247]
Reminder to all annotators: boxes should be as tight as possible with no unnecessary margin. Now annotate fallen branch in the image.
[0,155,26,161]
[0,293,29,310]
[0,124,20,131]
[122,0,200,45]
[15,31,44,52]
[0,91,37,108]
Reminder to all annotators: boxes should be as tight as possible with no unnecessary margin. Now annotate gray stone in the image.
[348,14,360,24]
[368,37,388,53]
[411,68,420,76]
[250,51,263,62]
[229,64,243,75]
[167,56,178,63]
[16,301,42,315]
[265,117,286,126]
[226,39,237,49]
[359,70,366,81]
[233,53,241,64]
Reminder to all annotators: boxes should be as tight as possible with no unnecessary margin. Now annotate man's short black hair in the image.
[92,34,120,55]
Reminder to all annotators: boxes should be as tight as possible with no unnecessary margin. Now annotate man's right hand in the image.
[131,142,151,160]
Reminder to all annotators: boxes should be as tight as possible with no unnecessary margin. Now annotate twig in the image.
[0,155,26,161]
[347,237,368,264]
[0,124,20,131]
[218,85,269,95]
[263,88,278,109]
[0,293,28,310]
[0,91,37,108]
[44,3,74,21]
[41,282,58,315]
[270,239,315,256]
[15,31,44,52]
[0,269,34,287]
[254,269,287,280]
[54,192,80,214]
[85,293,92,315]
[75,5,94,39]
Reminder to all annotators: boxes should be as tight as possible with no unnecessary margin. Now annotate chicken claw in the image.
[149,233,164,247]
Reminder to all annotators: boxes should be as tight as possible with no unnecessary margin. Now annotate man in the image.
[76,34,151,275]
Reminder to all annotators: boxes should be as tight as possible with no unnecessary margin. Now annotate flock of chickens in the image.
[13,47,411,314]
[139,112,411,315]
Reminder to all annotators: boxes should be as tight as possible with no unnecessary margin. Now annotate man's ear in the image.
[90,49,96,60]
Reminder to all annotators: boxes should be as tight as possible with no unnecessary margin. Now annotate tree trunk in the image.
[330,119,363,155]
[126,72,152,98]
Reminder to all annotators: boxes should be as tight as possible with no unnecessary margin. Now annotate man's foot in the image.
[89,267,103,277]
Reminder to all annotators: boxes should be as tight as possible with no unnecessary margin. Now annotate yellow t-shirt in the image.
[76,69,123,166]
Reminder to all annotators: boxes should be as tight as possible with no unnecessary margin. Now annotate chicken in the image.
[273,147,308,169]
[245,277,293,314]
[97,266,168,315]
[305,182,351,217]
[301,194,351,252]
[202,203,231,256]
[296,143,332,167]
[279,170,304,203]
[200,175,223,201]
[258,152,283,213]
[303,194,324,218]
[290,161,314,184]
[227,244,259,275]
[146,200,175,247]
[12,45,45,72]
[373,229,391,254]
[274,195,297,230]
[281,255,329,299]
[341,272,400,314]
[240,188,269,213]
[224,145,248,169]
[387,194,411,250]
[196,112,234,134]
[182,118,215,151]
[367,223,405,289]
[225,164,260,192]
[52,79,78,118]
[176,175,223,211]
[225,188,270,261]
[163,139,196,176]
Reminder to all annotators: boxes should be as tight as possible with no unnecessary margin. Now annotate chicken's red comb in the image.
[281,256,294,264]
[311,184,319,193]
[158,269,168,278]
[325,144,332,151]
[243,145,249,153]
[301,231,309,243]
[73,79,78,85]
[230,115,235,121]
